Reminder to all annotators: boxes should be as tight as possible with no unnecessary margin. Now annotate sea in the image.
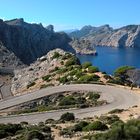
[77,46,140,75]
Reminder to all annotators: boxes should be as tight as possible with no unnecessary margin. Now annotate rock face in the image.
[70,38,97,55]
[0,18,75,65]
[69,25,140,48]
[0,42,24,68]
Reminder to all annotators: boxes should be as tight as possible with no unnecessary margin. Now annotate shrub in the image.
[37,105,48,112]
[107,77,124,85]
[61,53,73,60]
[65,56,80,67]
[72,121,89,132]
[57,68,67,74]
[60,112,75,121]
[99,115,120,125]
[69,69,78,76]
[114,66,134,85]
[114,66,134,77]
[26,130,44,140]
[0,123,22,139]
[109,109,124,114]
[52,52,61,59]
[59,96,76,106]
[79,75,93,82]
[45,119,55,124]
[75,71,83,78]
[82,62,92,69]
[79,74,99,82]
[83,121,108,131]
[59,127,73,136]
[76,97,86,104]
[60,61,64,65]
[88,92,100,100]
[88,66,99,73]
[42,75,51,81]
[41,126,51,133]
[58,76,68,84]
[91,119,140,140]
[27,82,36,89]
[40,84,54,89]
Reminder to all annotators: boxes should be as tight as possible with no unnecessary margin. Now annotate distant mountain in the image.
[62,29,78,33]
[69,25,113,38]
[0,18,75,67]
[69,24,140,48]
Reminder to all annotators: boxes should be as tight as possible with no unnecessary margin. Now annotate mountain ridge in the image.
[69,24,140,48]
[0,18,75,67]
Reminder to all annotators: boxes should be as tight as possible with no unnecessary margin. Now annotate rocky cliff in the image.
[69,25,140,48]
[70,38,97,55]
[0,42,24,68]
[0,18,75,66]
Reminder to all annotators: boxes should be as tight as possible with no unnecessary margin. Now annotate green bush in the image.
[83,121,108,131]
[0,123,22,139]
[27,82,36,89]
[79,74,99,82]
[52,52,61,59]
[114,66,134,77]
[26,130,44,140]
[40,83,54,89]
[42,75,51,81]
[60,112,75,121]
[76,97,86,104]
[60,61,64,65]
[58,76,68,84]
[57,67,67,74]
[88,66,99,73]
[107,77,124,85]
[88,92,100,100]
[82,62,92,69]
[99,115,120,125]
[41,126,51,133]
[45,119,55,124]
[72,121,89,132]
[75,71,83,78]
[59,127,73,136]
[61,53,73,60]
[69,69,79,76]
[65,56,80,67]
[91,119,140,140]
[109,109,124,114]
[59,96,76,106]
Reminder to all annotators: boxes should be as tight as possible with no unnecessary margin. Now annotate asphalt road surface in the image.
[0,84,140,124]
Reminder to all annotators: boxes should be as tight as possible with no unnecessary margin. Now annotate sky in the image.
[0,0,140,31]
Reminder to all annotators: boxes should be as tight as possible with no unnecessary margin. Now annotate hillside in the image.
[0,18,75,67]
[69,24,140,48]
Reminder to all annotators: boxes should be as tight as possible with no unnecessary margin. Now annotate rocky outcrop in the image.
[0,42,24,68]
[69,25,140,48]
[11,49,68,94]
[0,18,75,65]
[70,38,97,55]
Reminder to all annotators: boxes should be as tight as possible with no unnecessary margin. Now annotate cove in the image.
[77,47,140,74]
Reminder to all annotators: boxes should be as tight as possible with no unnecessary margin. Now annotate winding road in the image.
[0,84,140,124]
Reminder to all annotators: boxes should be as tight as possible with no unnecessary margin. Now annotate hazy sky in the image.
[0,0,140,31]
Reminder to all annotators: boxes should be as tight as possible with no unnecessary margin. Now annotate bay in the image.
[77,47,140,74]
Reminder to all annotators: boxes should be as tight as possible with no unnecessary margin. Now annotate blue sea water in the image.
[77,47,140,74]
